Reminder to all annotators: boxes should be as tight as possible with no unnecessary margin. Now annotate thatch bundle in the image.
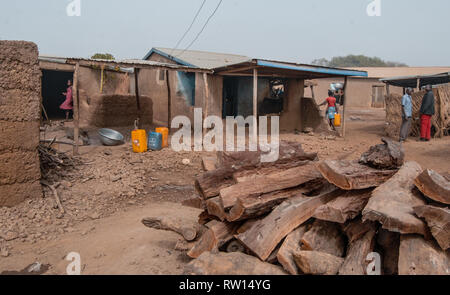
[385,84,450,138]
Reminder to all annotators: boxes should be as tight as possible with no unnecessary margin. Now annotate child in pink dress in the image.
[60,80,73,120]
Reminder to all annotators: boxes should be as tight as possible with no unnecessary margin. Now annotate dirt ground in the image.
[0,107,449,275]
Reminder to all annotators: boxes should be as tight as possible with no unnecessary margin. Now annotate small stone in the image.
[27,211,36,220]
[89,212,100,220]
[182,159,191,165]
[1,247,9,257]
[4,231,18,241]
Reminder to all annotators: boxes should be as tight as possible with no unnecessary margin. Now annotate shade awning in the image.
[380,72,450,88]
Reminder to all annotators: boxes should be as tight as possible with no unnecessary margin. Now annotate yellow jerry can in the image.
[155,127,169,148]
[132,129,147,153]
[334,113,341,127]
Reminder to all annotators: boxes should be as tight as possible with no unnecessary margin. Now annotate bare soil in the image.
[0,108,449,275]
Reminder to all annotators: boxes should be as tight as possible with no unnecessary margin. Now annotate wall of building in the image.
[279,79,304,132]
[305,77,403,107]
[0,41,42,207]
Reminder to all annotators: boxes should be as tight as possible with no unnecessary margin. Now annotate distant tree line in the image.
[312,55,408,67]
[91,53,115,60]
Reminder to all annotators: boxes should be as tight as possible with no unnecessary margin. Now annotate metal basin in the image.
[98,128,124,146]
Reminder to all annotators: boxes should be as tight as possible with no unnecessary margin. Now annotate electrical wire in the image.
[176,0,224,58]
[169,0,207,56]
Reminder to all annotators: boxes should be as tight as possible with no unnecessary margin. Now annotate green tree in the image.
[312,55,407,67]
[91,53,115,60]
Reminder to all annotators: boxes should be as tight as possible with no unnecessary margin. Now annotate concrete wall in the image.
[305,77,403,107]
[0,41,42,207]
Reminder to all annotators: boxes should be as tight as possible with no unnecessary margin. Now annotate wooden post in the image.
[253,68,258,139]
[203,73,210,135]
[439,90,445,138]
[134,68,141,127]
[166,70,172,128]
[342,76,348,138]
[416,78,420,91]
[310,85,315,100]
[73,63,80,155]
[385,84,390,108]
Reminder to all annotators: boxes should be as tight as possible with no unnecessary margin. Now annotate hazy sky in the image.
[1,0,449,66]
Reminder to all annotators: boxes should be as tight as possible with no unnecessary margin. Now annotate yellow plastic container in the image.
[334,113,341,127]
[156,127,169,148]
[132,129,148,153]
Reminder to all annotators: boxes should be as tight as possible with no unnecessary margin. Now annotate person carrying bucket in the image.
[319,90,340,131]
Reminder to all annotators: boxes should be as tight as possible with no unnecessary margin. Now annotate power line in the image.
[170,0,207,56]
[176,0,224,58]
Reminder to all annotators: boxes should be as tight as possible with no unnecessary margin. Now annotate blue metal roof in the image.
[143,48,198,68]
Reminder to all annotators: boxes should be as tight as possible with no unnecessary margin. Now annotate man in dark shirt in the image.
[419,85,435,141]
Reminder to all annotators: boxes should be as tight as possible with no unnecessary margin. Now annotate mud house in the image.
[305,67,450,108]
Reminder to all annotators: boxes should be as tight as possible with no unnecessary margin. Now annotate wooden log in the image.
[398,235,450,275]
[197,210,217,225]
[184,252,287,275]
[317,160,397,190]
[339,227,376,275]
[277,225,309,275]
[300,220,346,257]
[414,205,450,250]
[359,137,405,169]
[174,239,196,252]
[206,197,226,221]
[142,217,201,241]
[293,251,344,275]
[236,218,262,234]
[235,190,339,261]
[202,156,217,172]
[227,186,311,222]
[195,167,236,199]
[181,195,205,210]
[233,161,311,183]
[187,221,238,259]
[376,228,400,275]
[267,245,281,265]
[362,161,428,235]
[313,188,373,223]
[414,169,450,205]
[220,163,323,210]
[225,240,246,253]
[342,218,376,243]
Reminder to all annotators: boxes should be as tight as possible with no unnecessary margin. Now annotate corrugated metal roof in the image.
[346,67,450,78]
[144,47,251,69]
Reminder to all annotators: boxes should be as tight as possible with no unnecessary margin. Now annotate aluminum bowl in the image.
[98,128,124,146]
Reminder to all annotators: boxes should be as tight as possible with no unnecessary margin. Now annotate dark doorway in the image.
[41,70,74,120]
[222,77,239,118]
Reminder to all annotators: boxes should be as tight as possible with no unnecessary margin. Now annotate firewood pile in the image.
[143,140,450,275]
[38,143,81,181]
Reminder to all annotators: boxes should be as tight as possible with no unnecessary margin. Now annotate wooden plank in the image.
[313,188,373,223]
[184,252,287,275]
[293,251,344,275]
[235,191,338,261]
[220,163,323,210]
[134,68,141,123]
[253,68,258,140]
[414,205,450,250]
[300,220,346,257]
[317,160,397,190]
[362,161,428,235]
[414,169,450,205]
[166,70,172,128]
[398,235,449,275]
[277,225,309,275]
[72,63,80,156]
[342,76,348,137]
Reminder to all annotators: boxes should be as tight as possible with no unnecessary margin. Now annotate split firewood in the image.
[197,210,219,225]
[195,167,236,199]
[414,205,450,250]
[142,217,203,241]
[362,161,428,236]
[187,221,238,258]
[339,226,376,275]
[184,252,287,275]
[174,239,196,252]
[227,186,310,222]
[414,169,450,205]
[342,218,376,244]
[277,225,309,275]
[181,195,205,210]
[236,190,339,261]
[267,245,281,265]
[313,188,373,223]
[236,218,263,234]
[317,160,397,190]
[205,197,226,221]
[233,161,311,183]
[225,240,246,253]
[220,163,323,210]
[376,229,400,275]
[398,235,450,275]
[293,251,344,275]
[359,137,405,169]
[201,156,218,172]
[300,220,346,257]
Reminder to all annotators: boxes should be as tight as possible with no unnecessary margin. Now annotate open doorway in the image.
[41,70,74,120]
[222,77,239,118]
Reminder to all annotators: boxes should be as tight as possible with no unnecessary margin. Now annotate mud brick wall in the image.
[0,41,42,207]
[79,94,153,127]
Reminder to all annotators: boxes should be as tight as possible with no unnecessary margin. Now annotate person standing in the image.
[399,88,413,142]
[60,80,73,121]
[419,85,435,141]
